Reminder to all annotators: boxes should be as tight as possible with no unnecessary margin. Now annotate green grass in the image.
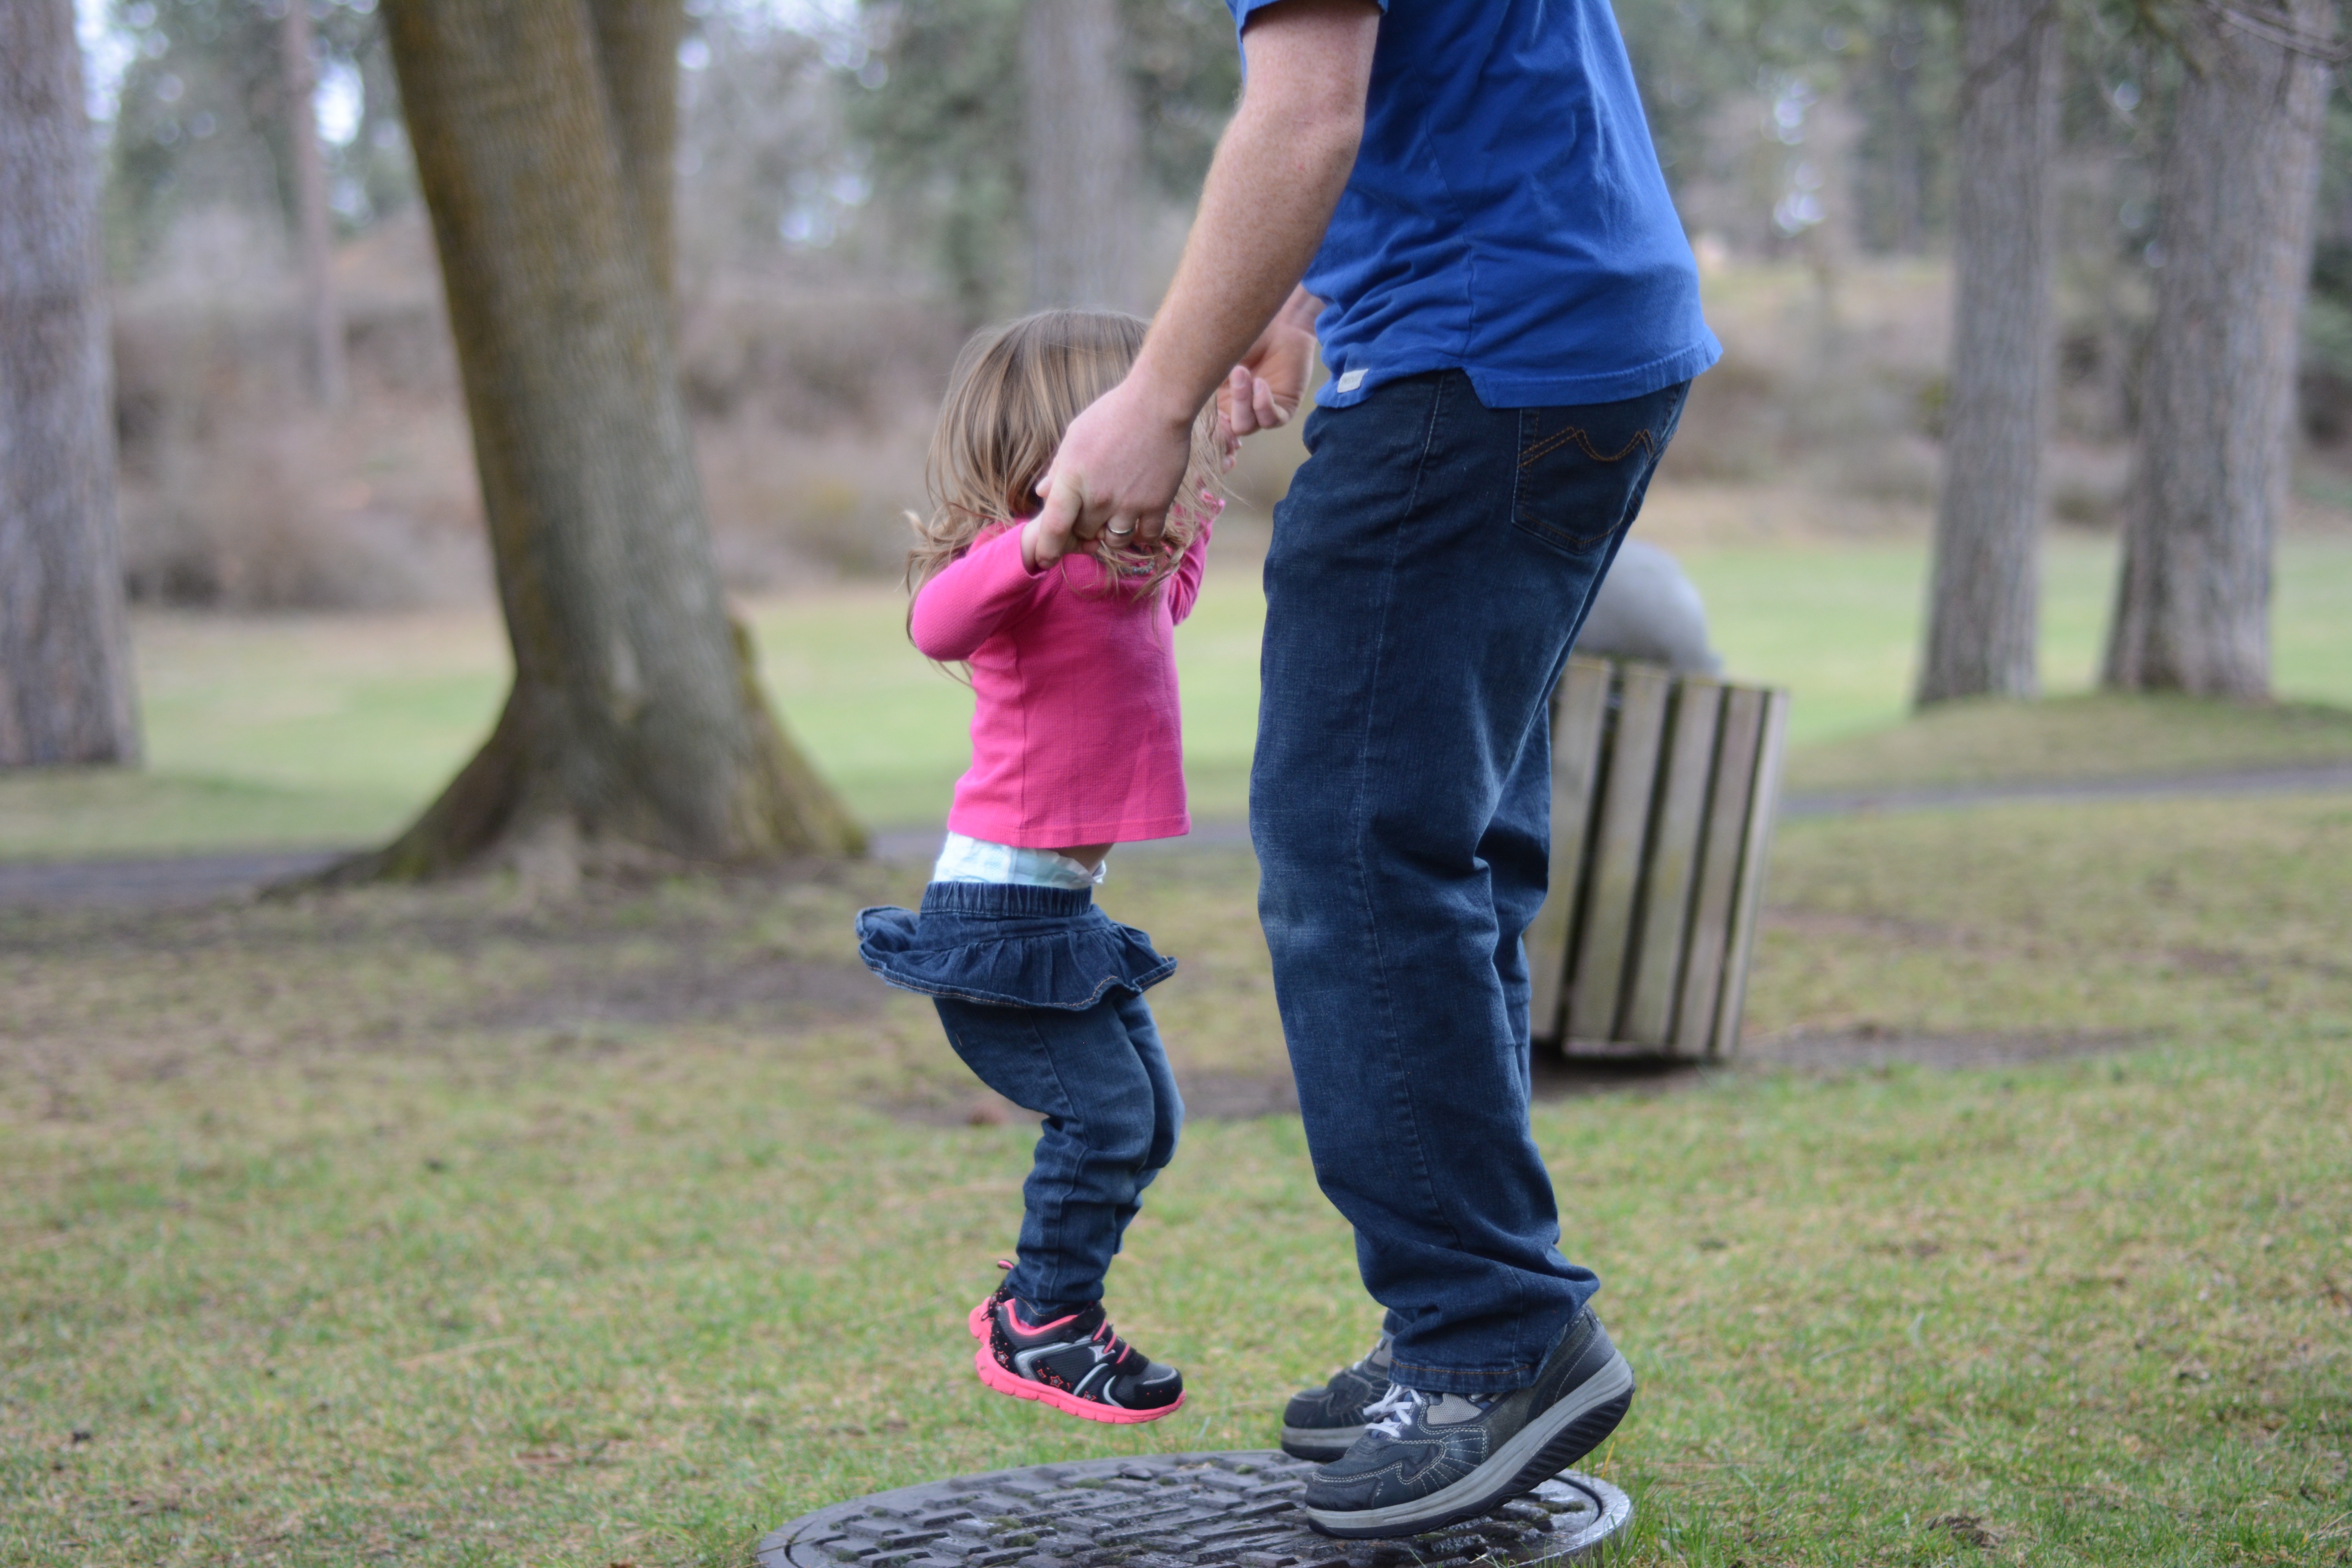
[4,530,2350,860]
[1784,691,2352,793]
[1681,532,2352,746]
[5,794,2350,1565]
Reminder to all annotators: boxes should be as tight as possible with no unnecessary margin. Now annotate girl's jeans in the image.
[1252,370,1690,1396]
[856,880,1183,1311]
[934,988,1181,1309]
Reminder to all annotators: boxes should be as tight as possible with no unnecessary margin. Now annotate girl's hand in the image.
[1214,287,1318,467]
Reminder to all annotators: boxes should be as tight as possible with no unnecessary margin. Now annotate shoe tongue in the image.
[1424,1392,1488,1425]
[1365,1334,1394,1371]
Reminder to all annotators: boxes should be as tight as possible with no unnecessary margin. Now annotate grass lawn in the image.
[4,525,2350,860]
[5,789,2350,1565]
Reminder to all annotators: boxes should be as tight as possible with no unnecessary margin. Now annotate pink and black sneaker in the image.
[967,1270,1185,1423]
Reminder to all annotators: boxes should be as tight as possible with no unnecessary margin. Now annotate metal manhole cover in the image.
[757,1450,1630,1568]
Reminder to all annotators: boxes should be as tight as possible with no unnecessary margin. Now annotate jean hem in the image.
[1387,1355,1540,1397]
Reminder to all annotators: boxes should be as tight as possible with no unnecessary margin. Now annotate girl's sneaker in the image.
[968,1275,1185,1423]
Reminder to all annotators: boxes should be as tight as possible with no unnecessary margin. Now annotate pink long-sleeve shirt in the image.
[911,514,1214,848]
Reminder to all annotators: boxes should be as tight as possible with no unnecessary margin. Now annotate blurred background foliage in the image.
[76,0,2352,614]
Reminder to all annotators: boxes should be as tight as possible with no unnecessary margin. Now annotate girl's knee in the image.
[1091,1084,1164,1171]
[1145,1087,1182,1171]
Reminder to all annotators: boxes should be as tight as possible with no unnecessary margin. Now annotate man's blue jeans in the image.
[1251,370,1689,1396]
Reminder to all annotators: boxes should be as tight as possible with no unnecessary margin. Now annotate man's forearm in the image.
[1125,4,1374,426]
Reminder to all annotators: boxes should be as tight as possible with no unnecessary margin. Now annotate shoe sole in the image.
[967,1296,1183,1426]
[972,1345,1185,1425]
[1280,1423,1363,1461]
[1301,1350,1635,1539]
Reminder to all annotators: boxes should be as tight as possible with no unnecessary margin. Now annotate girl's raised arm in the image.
[910,525,1050,661]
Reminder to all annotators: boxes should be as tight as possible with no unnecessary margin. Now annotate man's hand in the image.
[1028,377,1198,564]
[1033,0,1376,545]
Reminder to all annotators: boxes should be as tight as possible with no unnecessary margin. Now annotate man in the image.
[1031,0,1718,1539]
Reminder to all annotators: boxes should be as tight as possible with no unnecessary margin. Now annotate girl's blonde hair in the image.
[908,309,1219,602]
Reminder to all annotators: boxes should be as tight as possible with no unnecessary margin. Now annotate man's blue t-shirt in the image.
[1226,0,1719,409]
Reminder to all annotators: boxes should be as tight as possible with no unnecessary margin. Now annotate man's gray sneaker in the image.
[1280,1333,1394,1459]
[1300,1309,1633,1539]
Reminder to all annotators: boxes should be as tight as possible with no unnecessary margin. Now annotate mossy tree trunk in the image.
[2102,0,2335,699]
[0,0,141,769]
[350,0,860,881]
[1916,0,2061,706]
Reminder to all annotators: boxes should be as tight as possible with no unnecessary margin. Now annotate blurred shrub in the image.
[1657,261,1952,498]
[109,210,967,608]
[2045,445,2129,530]
[1661,352,1783,481]
[2305,240,2352,448]
[678,272,958,430]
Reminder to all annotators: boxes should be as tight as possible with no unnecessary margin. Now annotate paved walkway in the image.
[1777,760,2352,819]
[4,762,2347,911]
[0,849,344,910]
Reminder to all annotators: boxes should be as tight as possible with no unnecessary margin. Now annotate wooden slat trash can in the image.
[1525,657,1790,1060]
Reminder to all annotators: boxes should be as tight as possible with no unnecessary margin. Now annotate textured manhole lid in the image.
[757,1450,1630,1568]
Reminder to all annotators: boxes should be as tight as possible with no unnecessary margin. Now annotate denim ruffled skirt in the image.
[855,881,1176,1011]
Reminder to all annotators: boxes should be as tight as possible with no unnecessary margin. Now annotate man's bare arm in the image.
[1029,0,1378,558]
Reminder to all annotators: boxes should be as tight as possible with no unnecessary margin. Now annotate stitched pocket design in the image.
[1510,398,1680,555]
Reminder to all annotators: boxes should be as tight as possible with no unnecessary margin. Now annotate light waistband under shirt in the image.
[933,831,1107,891]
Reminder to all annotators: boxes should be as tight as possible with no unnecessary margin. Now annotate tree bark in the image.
[281,0,347,408]
[0,0,141,769]
[356,0,860,880]
[585,0,682,309]
[1916,0,2061,706]
[2102,0,2335,699]
[1020,0,1141,311]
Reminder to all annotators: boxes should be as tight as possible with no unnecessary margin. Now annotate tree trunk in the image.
[1020,0,1141,311]
[584,0,682,309]
[281,0,347,408]
[353,0,860,880]
[2102,0,2334,699]
[1916,0,2061,706]
[0,0,141,769]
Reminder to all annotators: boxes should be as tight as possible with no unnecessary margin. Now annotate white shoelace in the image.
[1363,1383,1428,1439]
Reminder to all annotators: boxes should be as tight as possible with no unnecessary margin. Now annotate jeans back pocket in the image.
[1510,384,1688,556]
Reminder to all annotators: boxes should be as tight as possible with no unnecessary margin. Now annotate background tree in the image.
[2305,93,2352,440]
[280,0,346,405]
[1916,0,2063,704]
[849,0,1236,325]
[2102,0,2338,698]
[0,0,142,769]
[1020,0,1142,310]
[347,0,860,879]
[103,0,409,275]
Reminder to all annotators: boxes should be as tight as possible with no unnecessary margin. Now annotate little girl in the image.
[856,310,1221,1424]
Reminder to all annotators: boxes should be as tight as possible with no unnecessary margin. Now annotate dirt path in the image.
[0,849,344,909]
[1777,760,2352,818]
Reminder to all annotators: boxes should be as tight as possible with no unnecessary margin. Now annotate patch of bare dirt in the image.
[1734,1025,2150,1072]
[460,954,878,1033]
[885,1068,1305,1130]
[878,1026,2155,1129]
